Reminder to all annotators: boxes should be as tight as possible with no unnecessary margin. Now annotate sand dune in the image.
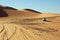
[0,6,60,40]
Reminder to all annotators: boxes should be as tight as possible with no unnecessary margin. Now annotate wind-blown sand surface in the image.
[0,6,60,40]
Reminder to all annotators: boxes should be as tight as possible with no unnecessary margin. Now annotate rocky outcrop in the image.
[0,8,8,17]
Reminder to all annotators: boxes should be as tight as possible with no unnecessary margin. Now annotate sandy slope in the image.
[0,7,60,40]
[0,14,60,40]
[3,9,41,19]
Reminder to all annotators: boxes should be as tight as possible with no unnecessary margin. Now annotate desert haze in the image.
[0,6,60,40]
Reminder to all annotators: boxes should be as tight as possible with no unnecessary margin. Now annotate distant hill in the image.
[0,5,18,17]
[0,7,8,17]
[0,5,59,19]
[23,9,41,13]
[0,5,41,18]
[0,5,17,10]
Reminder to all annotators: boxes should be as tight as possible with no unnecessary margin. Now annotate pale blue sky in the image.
[0,0,60,13]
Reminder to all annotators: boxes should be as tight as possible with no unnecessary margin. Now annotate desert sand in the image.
[0,6,60,40]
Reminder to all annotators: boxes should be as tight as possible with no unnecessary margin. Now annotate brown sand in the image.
[0,6,60,40]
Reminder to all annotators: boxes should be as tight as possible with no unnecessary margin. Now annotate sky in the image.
[0,0,60,13]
